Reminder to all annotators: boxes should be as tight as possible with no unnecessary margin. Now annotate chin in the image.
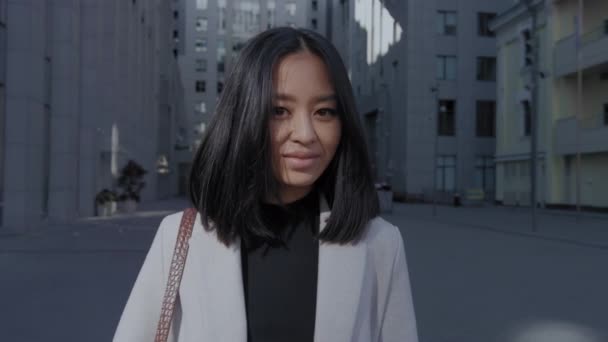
[280,171,319,188]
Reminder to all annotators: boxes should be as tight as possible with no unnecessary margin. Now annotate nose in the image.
[289,111,317,145]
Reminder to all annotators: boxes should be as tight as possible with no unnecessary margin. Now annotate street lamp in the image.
[380,82,392,187]
[430,85,445,217]
[524,0,539,232]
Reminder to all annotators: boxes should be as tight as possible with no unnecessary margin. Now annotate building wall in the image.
[553,0,608,42]
[494,2,550,206]
[331,0,509,201]
[177,0,328,196]
[551,0,608,209]
[1,0,185,233]
[493,0,608,210]
[0,0,8,224]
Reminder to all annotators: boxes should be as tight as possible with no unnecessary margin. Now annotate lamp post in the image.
[430,85,444,216]
[380,82,392,187]
[524,0,539,232]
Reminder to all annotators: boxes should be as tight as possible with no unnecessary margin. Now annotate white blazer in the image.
[113,198,419,342]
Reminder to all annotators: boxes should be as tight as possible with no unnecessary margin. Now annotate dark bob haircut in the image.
[188,26,379,247]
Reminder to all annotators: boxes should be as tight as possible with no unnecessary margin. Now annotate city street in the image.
[1,198,607,342]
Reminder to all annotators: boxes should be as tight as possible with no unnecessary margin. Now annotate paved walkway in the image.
[1,197,607,342]
[0,197,190,253]
[384,202,608,250]
[2,197,606,252]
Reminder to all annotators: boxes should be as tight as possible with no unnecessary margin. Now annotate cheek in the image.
[319,122,342,159]
[269,122,287,164]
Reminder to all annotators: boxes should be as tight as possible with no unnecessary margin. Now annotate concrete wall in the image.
[332,0,509,201]
[177,0,329,195]
[493,0,608,209]
[1,0,185,233]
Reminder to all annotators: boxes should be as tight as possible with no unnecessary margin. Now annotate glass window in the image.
[478,12,496,37]
[477,57,496,81]
[286,2,296,17]
[196,17,208,31]
[195,101,206,114]
[603,103,608,126]
[196,0,207,10]
[436,55,456,80]
[195,59,207,72]
[312,0,318,11]
[436,155,457,192]
[218,0,227,33]
[437,11,457,36]
[438,100,456,136]
[476,101,496,137]
[233,1,260,33]
[474,156,495,192]
[217,81,224,94]
[195,80,206,93]
[267,1,276,29]
[232,41,245,59]
[195,38,207,52]
[217,40,226,73]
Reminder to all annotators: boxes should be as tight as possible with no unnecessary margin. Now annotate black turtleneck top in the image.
[240,189,320,342]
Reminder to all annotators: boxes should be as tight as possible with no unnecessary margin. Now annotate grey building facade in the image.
[330,0,511,202]
[0,0,185,233]
[176,0,329,195]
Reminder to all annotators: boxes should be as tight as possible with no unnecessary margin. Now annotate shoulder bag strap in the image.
[154,207,197,342]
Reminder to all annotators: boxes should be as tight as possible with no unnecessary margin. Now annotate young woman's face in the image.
[269,51,342,203]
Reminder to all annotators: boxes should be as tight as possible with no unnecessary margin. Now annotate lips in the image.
[282,152,320,170]
[283,152,320,159]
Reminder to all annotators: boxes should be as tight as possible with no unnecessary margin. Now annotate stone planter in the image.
[96,201,117,217]
[108,201,117,215]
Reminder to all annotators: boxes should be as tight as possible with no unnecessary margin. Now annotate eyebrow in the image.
[273,93,337,103]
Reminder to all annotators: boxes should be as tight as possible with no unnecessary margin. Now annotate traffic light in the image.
[521,28,534,67]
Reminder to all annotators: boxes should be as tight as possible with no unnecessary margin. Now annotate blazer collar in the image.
[183,193,366,341]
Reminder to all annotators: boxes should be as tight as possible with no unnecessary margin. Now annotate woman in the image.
[113,27,418,342]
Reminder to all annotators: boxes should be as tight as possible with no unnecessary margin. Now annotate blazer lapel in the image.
[314,196,368,342]
[183,196,366,342]
[183,213,248,341]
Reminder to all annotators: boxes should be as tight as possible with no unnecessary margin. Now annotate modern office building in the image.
[329,0,511,202]
[175,0,329,195]
[0,0,186,233]
[492,0,608,209]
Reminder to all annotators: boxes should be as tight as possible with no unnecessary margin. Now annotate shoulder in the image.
[154,210,194,249]
[360,216,407,267]
[158,210,186,234]
[361,216,403,250]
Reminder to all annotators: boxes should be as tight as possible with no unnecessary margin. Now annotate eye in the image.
[316,108,338,117]
[273,106,289,117]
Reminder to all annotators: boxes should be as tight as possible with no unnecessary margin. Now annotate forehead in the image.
[273,51,335,98]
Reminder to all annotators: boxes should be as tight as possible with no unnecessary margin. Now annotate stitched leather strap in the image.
[155,208,197,342]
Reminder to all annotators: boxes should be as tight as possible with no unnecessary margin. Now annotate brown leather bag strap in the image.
[154,208,197,342]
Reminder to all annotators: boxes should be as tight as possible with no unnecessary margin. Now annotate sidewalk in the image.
[0,197,190,253]
[3,197,606,252]
[384,202,608,249]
